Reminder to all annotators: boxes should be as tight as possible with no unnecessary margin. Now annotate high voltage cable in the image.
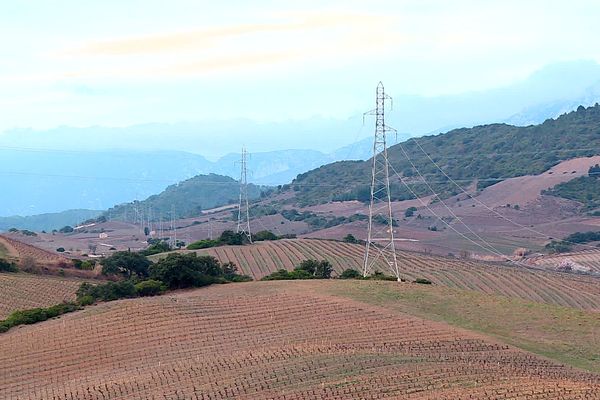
[1,169,597,186]
[410,137,600,250]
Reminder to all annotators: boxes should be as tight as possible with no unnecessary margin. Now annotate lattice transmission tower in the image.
[236,147,252,243]
[363,82,400,280]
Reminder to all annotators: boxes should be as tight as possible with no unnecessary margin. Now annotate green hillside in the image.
[106,174,264,221]
[290,104,600,206]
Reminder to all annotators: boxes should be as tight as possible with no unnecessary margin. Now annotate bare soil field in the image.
[154,239,600,310]
[1,280,599,400]
[0,234,69,265]
[0,273,83,319]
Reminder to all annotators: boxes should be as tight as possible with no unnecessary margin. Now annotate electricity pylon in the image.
[363,82,400,281]
[237,147,252,243]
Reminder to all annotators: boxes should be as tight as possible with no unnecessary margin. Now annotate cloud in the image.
[65,13,384,57]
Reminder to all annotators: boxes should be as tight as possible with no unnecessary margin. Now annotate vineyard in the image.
[0,273,83,319]
[174,239,600,310]
[530,249,600,273]
[0,234,69,266]
[1,281,599,400]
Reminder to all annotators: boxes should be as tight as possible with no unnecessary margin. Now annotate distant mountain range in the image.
[3,60,600,218]
[0,209,102,232]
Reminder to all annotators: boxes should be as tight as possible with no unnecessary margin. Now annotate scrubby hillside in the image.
[105,174,264,221]
[291,104,600,206]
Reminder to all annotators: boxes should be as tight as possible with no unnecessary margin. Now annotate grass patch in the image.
[322,280,600,373]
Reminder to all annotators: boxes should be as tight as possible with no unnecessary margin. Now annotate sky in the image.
[1,0,600,135]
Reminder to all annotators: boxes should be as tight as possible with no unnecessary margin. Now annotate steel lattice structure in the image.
[237,147,253,243]
[363,82,400,280]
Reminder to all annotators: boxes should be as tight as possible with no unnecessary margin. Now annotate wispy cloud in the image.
[65,13,384,57]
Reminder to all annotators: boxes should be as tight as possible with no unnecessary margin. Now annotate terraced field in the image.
[0,273,84,319]
[1,281,599,400]
[174,239,600,310]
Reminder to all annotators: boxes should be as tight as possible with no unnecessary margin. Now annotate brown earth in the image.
[1,280,599,400]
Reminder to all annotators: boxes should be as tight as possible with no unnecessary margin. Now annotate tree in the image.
[404,207,417,217]
[219,230,246,245]
[296,259,333,279]
[149,253,223,289]
[340,268,361,279]
[59,226,74,234]
[101,251,152,278]
[343,234,358,244]
[0,259,18,272]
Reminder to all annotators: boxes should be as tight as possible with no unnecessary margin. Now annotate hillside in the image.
[152,239,600,310]
[0,209,102,232]
[105,174,264,221]
[290,104,600,206]
[2,281,599,399]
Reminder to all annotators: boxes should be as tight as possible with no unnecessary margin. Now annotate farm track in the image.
[0,273,84,319]
[1,281,599,400]
[193,239,600,310]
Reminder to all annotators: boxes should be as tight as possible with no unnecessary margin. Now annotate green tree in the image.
[101,251,152,278]
[149,253,223,289]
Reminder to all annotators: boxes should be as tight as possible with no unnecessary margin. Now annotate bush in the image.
[187,239,221,250]
[414,278,432,285]
[140,241,172,256]
[340,268,361,279]
[77,295,95,306]
[343,234,358,244]
[77,281,137,302]
[135,280,167,297]
[59,226,74,234]
[262,260,333,280]
[404,207,417,217]
[0,259,18,272]
[0,303,80,333]
[545,240,573,254]
[253,230,278,242]
[56,247,66,253]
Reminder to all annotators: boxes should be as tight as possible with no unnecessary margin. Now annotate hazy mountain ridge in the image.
[0,209,102,232]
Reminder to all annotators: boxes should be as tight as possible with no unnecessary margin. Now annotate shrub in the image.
[262,260,333,280]
[59,226,74,234]
[343,234,358,244]
[253,230,278,242]
[545,240,573,254]
[414,278,432,285]
[135,280,167,297]
[139,241,172,256]
[0,303,80,333]
[56,247,66,253]
[187,239,221,250]
[404,207,417,217]
[77,295,95,306]
[0,259,18,272]
[340,268,361,279]
[77,281,137,302]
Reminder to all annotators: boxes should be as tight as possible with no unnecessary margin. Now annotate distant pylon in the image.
[237,148,252,243]
[363,82,400,281]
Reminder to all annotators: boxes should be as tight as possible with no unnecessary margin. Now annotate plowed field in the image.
[169,239,600,310]
[1,281,599,400]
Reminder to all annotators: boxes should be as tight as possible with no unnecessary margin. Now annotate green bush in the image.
[545,240,573,254]
[253,230,278,242]
[56,247,66,253]
[77,281,137,302]
[0,259,18,272]
[187,239,221,250]
[261,260,333,280]
[140,241,172,256]
[77,295,95,306]
[340,268,361,279]
[414,278,432,285]
[0,303,80,334]
[135,280,167,297]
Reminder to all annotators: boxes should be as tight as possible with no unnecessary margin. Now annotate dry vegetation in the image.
[1,280,599,400]
[0,234,69,265]
[164,239,600,310]
[0,273,83,319]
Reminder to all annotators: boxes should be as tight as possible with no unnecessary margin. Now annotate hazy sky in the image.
[1,0,600,133]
